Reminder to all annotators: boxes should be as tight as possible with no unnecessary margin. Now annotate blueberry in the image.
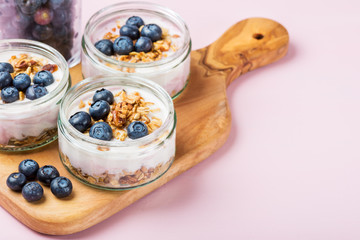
[141,24,162,42]
[1,87,19,103]
[25,84,48,100]
[12,8,33,30]
[6,173,27,191]
[89,100,110,121]
[120,25,140,40]
[32,24,53,41]
[0,63,14,73]
[0,71,13,89]
[15,0,42,15]
[126,16,144,28]
[18,159,39,180]
[127,121,148,139]
[37,165,60,186]
[33,70,54,86]
[89,122,113,141]
[113,36,134,55]
[94,39,114,56]
[52,9,68,27]
[50,177,72,198]
[93,88,114,104]
[135,36,153,53]
[34,7,53,26]
[13,73,31,92]
[69,111,92,133]
[22,182,43,202]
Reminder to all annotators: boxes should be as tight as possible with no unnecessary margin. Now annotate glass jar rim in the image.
[83,1,191,70]
[58,75,176,150]
[0,39,70,111]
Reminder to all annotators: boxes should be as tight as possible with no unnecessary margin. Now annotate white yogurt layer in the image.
[59,86,176,176]
[0,51,66,146]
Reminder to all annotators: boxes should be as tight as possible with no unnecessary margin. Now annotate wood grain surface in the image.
[0,18,289,235]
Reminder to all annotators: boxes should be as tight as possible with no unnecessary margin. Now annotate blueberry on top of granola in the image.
[0,62,14,73]
[25,84,48,100]
[1,87,19,103]
[13,73,31,92]
[0,71,13,89]
[33,70,54,86]
[89,122,113,141]
[94,39,114,56]
[126,16,144,28]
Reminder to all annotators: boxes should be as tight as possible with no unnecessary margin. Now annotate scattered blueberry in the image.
[127,121,149,139]
[34,7,53,25]
[113,36,134,55]
[22,182,43,202]
[25,84,48,100]
[50,177,72,198]
[0,62,14,73]
[18,159,39,180]
[33,70,54,86]
[32,24,53,41]
[13,73,31,92]
[93,88,114,104]
[135,36,153,53]
[69,111,92,133]
[126,16,144,28]
[6,172,27,192]
[89,122,113,141]
[0,71,13,89]
[141,24,162,42]
[37,165,60,186]
[120,25,140,40]
[89,100,110,121]
[15,0,42,15]
[1,86,19,103]
[94,39,114,56]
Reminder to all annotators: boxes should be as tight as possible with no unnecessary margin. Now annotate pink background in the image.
[2,0,360,239]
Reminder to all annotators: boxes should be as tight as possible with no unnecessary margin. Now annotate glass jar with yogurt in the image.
[0,39,70,151]
[82,2,191,99]
[58,75,176,190]
[0,0,81,67]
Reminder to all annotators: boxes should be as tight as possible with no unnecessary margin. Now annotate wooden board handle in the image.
[196,17,289,87]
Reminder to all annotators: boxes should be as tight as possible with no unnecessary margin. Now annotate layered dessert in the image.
[82,2,191,98]
[0,0,81,66]
[0,39,70,151]
[58,76,176,190]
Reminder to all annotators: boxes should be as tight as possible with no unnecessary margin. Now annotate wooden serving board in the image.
[0,18,289,235]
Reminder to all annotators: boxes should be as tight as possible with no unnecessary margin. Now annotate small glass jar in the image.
[82,2,191,99]
[0,39,71,151]
[58,75,176,190]
[0,0,81,67]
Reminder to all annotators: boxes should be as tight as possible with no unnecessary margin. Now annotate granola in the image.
[61,152,174,188]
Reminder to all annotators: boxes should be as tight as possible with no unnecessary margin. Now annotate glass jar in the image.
[0,39,71,151]
[82,2,191,99]
[0,0,81,67]
[58,75,176,190]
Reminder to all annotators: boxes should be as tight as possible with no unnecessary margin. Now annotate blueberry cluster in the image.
[6,159,73,202]
[7,0,76,60]
[95,16,163,56]
[0,62,55,103]
[69,88,149,140]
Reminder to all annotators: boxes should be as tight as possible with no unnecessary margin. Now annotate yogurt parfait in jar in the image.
[82,2,191,99]
[0,39,70,151]
[58,75,176,190]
